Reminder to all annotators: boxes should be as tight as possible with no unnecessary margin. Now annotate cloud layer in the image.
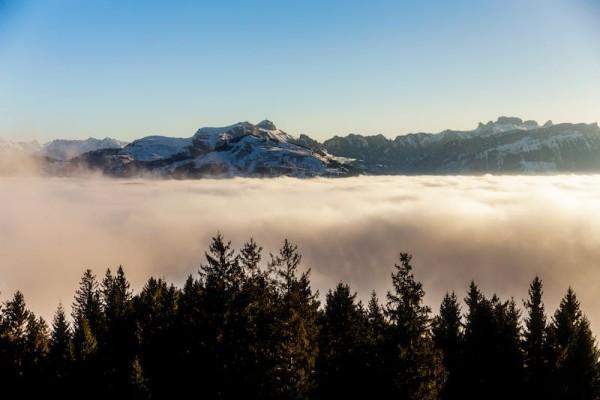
[1,175,600,331]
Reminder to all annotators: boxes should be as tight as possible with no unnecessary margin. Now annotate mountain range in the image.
[2,116,600,177]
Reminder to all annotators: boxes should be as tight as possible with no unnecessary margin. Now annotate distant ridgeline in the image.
[1,234,599,399]
[2,117,600,177]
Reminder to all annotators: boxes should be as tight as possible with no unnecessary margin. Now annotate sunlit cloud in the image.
[2,175,600,334]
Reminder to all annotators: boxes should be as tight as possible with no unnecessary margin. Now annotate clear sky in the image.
[0,0,599,141]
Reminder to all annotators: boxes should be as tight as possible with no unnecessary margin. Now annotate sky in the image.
[0,0,599,142]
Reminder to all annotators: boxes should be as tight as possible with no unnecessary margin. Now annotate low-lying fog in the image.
[2,175,600,331]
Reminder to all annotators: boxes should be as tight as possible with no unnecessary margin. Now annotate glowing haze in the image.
[2,175,600,332]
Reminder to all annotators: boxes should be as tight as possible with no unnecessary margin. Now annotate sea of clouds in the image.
[1,175,600,331]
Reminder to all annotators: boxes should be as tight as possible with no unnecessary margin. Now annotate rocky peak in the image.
[256,120,277,131]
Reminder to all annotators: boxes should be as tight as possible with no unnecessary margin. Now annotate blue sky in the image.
[0,0,599,141]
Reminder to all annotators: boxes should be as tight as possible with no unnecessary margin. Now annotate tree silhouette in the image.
[523,276,549,398]
[0,239,598,400]
[385,253,445,400]
[316,282,369,399]
[549,288,600,400]
[432,292,462,400]
[269,239,320,400]
[48,303,73,397]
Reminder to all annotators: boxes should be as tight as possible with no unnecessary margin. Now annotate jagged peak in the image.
[256,120,277,131]
[474,116,539,134]
[496,116,524,125]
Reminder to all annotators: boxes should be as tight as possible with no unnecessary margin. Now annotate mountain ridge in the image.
[3,116,600,177]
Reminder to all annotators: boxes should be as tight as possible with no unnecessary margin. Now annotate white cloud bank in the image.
[1,175,600,331]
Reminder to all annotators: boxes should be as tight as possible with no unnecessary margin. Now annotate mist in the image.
[1,175,600,331]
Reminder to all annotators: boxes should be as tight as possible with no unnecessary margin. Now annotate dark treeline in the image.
[1,234,599,399]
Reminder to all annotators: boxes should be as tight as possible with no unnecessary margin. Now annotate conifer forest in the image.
[1,235,598,399]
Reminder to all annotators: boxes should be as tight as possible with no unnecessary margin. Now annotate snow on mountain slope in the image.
[165,133,336,177]
[72,120,352,177]
[43,138,127,160]
[120,136,192,162]
[192,120,295,152]
[5,116,599,177]
[474,116,540,136]
[323,117,600,173]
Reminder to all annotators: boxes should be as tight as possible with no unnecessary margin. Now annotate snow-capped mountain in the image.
[3,116,600,177]
[42,138,127,160]
[72,120,353,177]
[323,117,600,173]
[119,136,191,162]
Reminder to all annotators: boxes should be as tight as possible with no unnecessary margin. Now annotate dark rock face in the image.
[322,118,600,174]
[68,121,356,178]
[17,117,600,178]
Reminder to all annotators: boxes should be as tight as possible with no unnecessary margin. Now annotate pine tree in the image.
[462,283,525,400]
[72,269,103,338]
[493,297,524,398]
[432,292,462,400]
[461,282,495,400]
[71,269,103,399]
[200,232,243,292]
[23,314,49,395]
[1,291,31,394]
[316,283,369,399]
[173,274,205,397]
[552,288,582,349]
[134,277,180,398]
[236,238,278,399]
[549,288,600,400]
[385,253,446,400]
[269,239,320,400]
[363,291,388,399]
[101,266,137,396]
[48,303,73,395]
[240,237,263,276]
[523,276,548,397]
[196,233,246,399]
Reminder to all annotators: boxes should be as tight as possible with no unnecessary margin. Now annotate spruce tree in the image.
[385,253,445,400]
[134,277,180,398]
[549,288,600,400]
[432,292,462,400]
[316,283,369,399]
[462,283,525,400]
[200,232,243,291]
[197,233,246,399]
[364,291,388,399]
[1,291,31,393]
[240,237,263,276]
[48,303,73,395]
[101,266,137,396]
[493,297,524,398]
[269,239,320,400]
[71,269,103,399]
[461,282,495,399]
[523,276,548,397]
[72,269,104,337]
[174,274,205,398]
[23,314,49,395]
[236,238,279,399]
